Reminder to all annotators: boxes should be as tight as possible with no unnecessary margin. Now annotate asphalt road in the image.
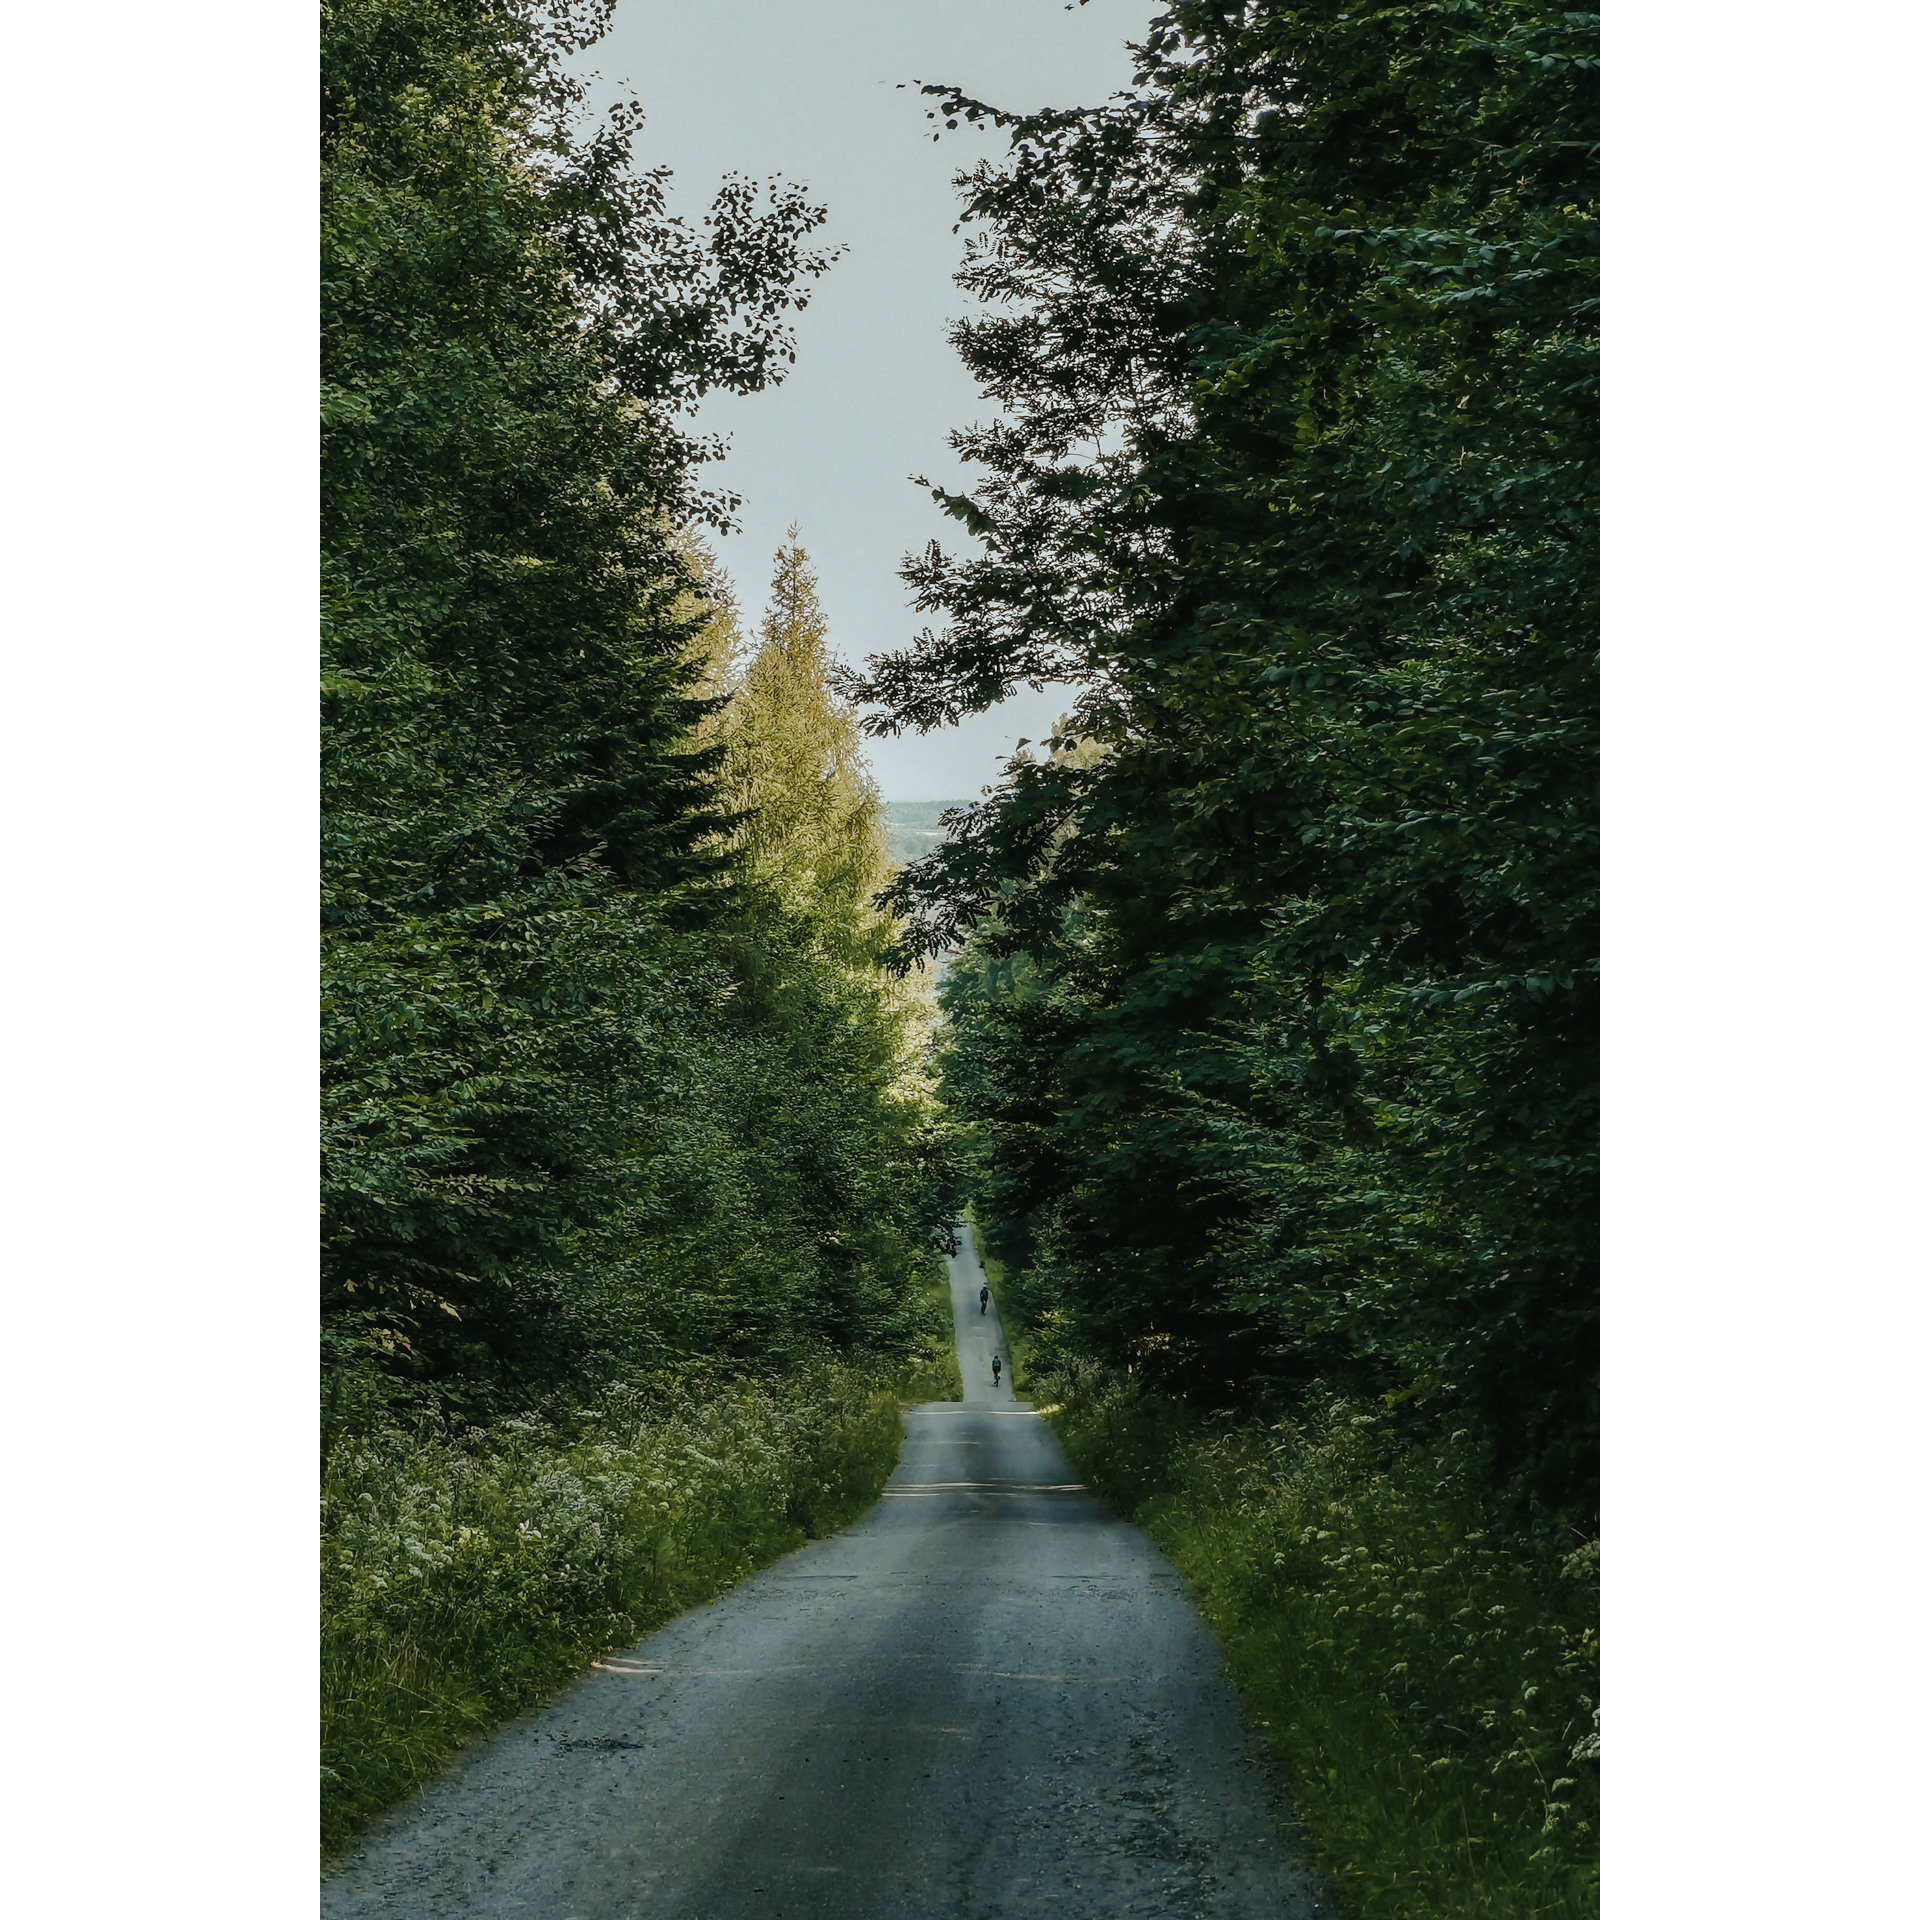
[322,1224,1326,1918]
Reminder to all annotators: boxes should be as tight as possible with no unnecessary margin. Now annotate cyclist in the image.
[991,1352,1003,1388]
[979,1283,990,1314]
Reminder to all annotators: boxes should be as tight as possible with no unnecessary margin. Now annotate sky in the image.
[574,0,1155,800]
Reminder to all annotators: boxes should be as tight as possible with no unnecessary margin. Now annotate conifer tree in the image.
[321,0,851,1395]
[654,538,946,1354]
[720,537,892,961]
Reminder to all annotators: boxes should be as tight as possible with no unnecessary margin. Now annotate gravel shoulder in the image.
[322,1225,1328,1918]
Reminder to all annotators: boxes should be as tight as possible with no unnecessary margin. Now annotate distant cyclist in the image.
[979,1284,990,1314]
[991,1352,1003,1388]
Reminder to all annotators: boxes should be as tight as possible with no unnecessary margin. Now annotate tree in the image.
[636,537,951,1359]
[857,0,1598,1506]
[715,538,892,954]
[321,0,841,1391]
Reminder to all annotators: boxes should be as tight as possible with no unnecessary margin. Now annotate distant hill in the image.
[879,802,970,986]
[881,799,968,869]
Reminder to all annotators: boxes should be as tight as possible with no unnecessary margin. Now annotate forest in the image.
[320,0,960,1841]
[321,1,1596,1911]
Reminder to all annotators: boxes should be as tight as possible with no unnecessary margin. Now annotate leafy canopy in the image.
[853,0,1597,1505]
[322,0,942,1407]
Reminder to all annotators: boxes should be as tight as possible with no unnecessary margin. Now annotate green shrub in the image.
[321,1336,956,1856]
[1028,1364,1597,1919]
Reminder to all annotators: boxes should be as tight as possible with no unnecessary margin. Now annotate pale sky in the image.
[576,0,1154,800]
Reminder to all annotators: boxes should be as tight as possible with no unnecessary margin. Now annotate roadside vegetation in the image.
[322,0,954,1852]
[986,1236,1596,1919]
[894,7,1599,1915]
[322,1284,957,1855]
[323,0,1597,1904]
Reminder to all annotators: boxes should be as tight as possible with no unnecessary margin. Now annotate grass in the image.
[981,1235,1598,1920]
[321,1269,959,1858]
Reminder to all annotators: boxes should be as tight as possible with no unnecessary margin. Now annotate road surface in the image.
[323,1223,1325,1917]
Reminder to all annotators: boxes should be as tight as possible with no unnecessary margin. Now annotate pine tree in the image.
[321,0,838,1391]
[719,536,892,962]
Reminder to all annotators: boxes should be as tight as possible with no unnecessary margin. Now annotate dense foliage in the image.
[984,1311,1599,1917]
[855,0,1597,1510]
[320,0,960,1846]
[322,1329,957,1851]
[676,539,955,1358]
[322,0,946,1410]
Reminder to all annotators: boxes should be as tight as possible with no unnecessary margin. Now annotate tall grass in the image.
[978,1242,1597,1918]
[322,1335,958,1856]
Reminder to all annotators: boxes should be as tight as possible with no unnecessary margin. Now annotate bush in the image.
[321,1338,957,1855]
[1032,1366,1597,1919]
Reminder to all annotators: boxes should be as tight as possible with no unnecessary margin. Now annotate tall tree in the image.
[321,0,837,1390]
[691,539,950,1350]
[857,0,1597,1504]
[718,539,893,953]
